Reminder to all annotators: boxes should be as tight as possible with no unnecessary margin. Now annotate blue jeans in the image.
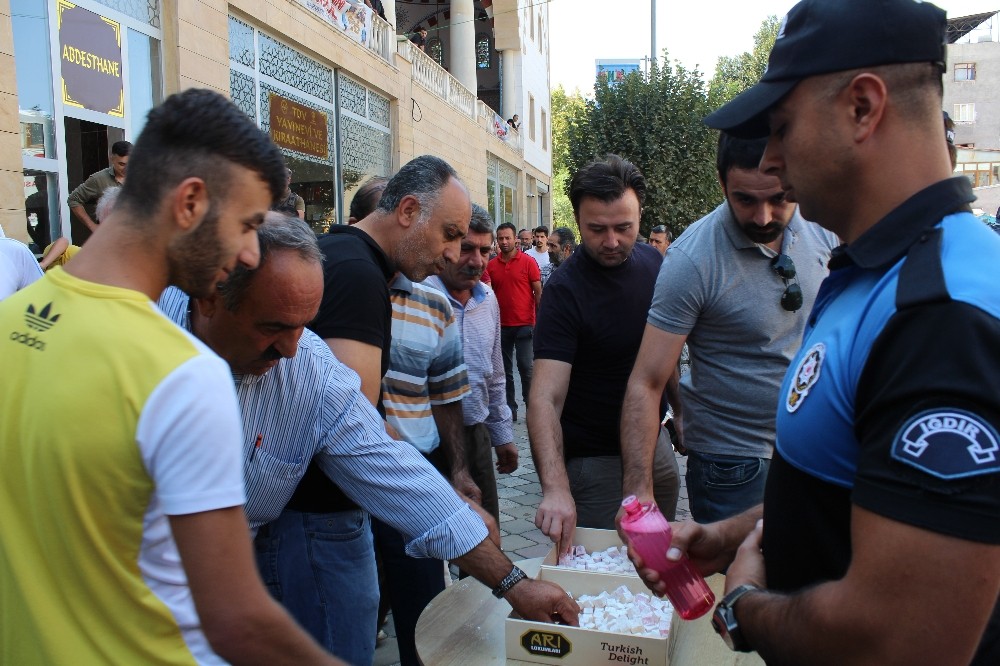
[371,517,446,666]
[685,451,771,523]
[500,325,533,416]
[254,509,379,666]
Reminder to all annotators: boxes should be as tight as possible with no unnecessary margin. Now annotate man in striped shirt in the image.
[377,274,474,665]
[162,213,580,664]
[426,204,519,527]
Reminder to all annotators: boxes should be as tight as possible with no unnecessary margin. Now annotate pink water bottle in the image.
[620,495,715,620]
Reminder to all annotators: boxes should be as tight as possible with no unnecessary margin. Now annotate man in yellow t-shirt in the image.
[0,89,341,666]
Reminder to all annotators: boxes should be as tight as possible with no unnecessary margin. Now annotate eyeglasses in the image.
[771,254,803,312]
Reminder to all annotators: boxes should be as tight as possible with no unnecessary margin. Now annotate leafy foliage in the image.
[558,59,720,239]
[708,16,781,108]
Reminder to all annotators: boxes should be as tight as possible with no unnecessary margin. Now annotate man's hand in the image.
[665,418,686,455]
[725,519,766,595]
[494,442,519,474]
[535,488,576,552]
[452,470,483,507]
[505,579,581,626]
[628,514,758,597]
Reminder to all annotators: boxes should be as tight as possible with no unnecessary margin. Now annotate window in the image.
[476,33,491,69]
[541,109,548,150]
[428,38,444,67]
[953,103,976,123]
[954,63,976,81]
[529,2,534,39]
[538,16,543,52]
[529,95,535,141]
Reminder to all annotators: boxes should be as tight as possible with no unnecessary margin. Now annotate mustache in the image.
[261,346,282,362]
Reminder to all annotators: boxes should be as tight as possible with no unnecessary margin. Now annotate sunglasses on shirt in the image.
[771,254,804,312]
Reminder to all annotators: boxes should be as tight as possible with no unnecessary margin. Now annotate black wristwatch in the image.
[711,583,760,652]
[492,565,527,598]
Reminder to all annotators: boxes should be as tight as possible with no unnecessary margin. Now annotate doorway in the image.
[64,117,125,244]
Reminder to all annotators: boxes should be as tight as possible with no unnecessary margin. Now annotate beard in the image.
[394,215,444,282]
[729,202,787,244]
[167,203,225,298]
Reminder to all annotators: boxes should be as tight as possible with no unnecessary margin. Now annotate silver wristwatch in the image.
[492,565,527,598]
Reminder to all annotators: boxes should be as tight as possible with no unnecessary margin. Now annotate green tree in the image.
[708,16,781,108]
[550,85,588,231]
[560,58,719,239]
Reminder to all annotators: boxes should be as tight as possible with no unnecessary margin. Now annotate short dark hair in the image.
[533,225,549,235]
[650,224,673,242]
[217,212,322,311]
[118,89,286,217]
[469,204,494,236]
[350,177,389,221]
[716,133,768,185]
[569,155,645,219]
[376,155,458,218]
[496,222,517,236]
[550,226,576,250]
[111,141,132,157]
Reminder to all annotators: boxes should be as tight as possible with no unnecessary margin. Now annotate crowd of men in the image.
[1,0,998,664]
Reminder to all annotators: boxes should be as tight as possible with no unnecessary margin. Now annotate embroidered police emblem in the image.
[892,409,1000,479]
[786,343,824,413]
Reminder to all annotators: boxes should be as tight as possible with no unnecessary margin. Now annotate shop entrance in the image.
[64,118,126,245]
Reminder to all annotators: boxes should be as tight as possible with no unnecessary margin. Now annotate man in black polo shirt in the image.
[632,1,1000,663]
[257,155,579,665]
[530,155,679,550]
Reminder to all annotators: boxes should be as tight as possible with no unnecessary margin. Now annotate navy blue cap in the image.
[705,0,948,138]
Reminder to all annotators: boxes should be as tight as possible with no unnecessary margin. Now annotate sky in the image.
[548,0,999,95]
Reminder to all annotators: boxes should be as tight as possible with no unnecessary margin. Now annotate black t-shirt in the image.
[285,225,393,513]
[533,243,662,458]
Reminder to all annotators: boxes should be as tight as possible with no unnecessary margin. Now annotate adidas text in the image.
[9,331,46,351]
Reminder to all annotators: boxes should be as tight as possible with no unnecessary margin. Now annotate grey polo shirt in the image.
[648,202,839,458]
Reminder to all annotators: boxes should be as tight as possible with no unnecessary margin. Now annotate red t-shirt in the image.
[487,251,540,327]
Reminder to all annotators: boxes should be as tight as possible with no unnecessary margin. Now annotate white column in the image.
[450,0,477,93]
[501,49,518,119]
[383,0,396,29]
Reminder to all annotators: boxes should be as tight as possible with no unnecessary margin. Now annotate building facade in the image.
[2,0,552,246]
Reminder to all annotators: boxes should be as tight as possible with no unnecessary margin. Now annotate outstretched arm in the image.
[528,358,575,551]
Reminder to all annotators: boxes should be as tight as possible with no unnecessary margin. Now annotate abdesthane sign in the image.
[59,0,124,117]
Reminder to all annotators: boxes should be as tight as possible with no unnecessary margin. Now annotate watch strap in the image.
[492,565,527,598]
[712,583,760,652]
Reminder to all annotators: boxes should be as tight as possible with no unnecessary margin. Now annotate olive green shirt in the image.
[67,167,119,221]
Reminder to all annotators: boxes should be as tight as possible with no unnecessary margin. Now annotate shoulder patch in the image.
[786,343,825,413]
[892,409,1000,479]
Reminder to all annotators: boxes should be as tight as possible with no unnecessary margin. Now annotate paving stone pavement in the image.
[375,377,690,665]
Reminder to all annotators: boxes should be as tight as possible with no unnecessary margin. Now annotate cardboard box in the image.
[541,527,639,582]
[505,567,669,665]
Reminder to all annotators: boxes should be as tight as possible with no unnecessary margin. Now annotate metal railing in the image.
[367,12,394,64]
[398,39,477,118]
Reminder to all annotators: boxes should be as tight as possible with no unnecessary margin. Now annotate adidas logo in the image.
[25,302,60,332]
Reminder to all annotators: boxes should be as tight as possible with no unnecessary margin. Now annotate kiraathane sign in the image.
[59,0,124,117]
[268,93,329,160]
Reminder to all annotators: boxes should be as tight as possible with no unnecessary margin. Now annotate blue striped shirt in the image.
[158,288,488,559]
[383,275,470,453]
[424,276,514,445]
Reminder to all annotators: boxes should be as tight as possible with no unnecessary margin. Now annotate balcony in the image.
[397,39,523,155]
[398,39,477,118]
[367,12,394,64]
[478,101,523,152]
